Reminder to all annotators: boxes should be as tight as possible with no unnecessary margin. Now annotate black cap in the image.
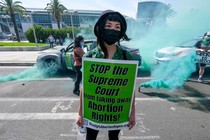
[94,10,127,39]
[75,35,84,42]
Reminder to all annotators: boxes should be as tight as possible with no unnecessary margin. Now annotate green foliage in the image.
[44,27,54,39]
[45,0,67,29]
[25,26,46,43]
[35,26,45,43]
[24,25,46,43]
[25,28,34,42]
[25,26,92,43]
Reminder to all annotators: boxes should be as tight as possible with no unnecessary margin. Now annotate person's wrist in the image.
[131,112,135,116]
[131,110,135,115]
[78,111,82,117]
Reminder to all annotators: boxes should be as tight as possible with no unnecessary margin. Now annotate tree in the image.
[0,0,25,42]
[160,4,176,22]
[25,25,46,43]
[45,0,67,29]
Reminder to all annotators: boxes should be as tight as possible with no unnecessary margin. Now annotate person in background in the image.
[195,31,210,82]
[73,35,85,95]
[12,33,16,42]
[56,38,60,45]
[76,10,136,140]
[48,34,54,49]
[59,38,63,46]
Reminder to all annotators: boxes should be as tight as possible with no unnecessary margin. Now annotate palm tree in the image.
[45,0,67,29]
[160,4,176,21]
[0,0,25,42]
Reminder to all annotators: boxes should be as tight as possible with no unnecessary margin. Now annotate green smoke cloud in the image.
[140,50,197,90]
[131,0,210,90]
[0,65,55,82]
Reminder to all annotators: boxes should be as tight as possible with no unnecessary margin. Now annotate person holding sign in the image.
[195,32,210,83]
[76,10,136,140]
[73,35,85,95]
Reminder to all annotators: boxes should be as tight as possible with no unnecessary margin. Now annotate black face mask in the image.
[103,29,120,45]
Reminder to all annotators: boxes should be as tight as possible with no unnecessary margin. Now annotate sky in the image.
[18,0,184,19]
[19,0,208,19]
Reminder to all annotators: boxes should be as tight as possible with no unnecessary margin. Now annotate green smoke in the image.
[140,50,197,90]
[0,38,74,82]
[129,0,210,90]
[0,65,55,82]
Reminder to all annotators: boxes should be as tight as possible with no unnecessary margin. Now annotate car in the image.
[154,37,210,69]
[36,40,94,74]
[155,37,200,62]
[36,40,142,75]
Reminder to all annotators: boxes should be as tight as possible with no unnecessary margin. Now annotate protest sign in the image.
[82,57,138,130]
[196,50,210,64]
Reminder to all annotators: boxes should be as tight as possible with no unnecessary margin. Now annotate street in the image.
[0,66,210,140]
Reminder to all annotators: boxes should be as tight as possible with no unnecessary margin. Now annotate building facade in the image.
[0,8,102,39]
[137,1,168,28]
[0,8,134,40]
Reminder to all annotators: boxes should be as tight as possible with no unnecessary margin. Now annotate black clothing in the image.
[73,65,82,94]
[86,128,120,140]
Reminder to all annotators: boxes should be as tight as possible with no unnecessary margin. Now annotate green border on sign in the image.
[83,58,138,125]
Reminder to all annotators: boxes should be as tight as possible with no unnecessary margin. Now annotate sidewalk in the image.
[0,46,63,66]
